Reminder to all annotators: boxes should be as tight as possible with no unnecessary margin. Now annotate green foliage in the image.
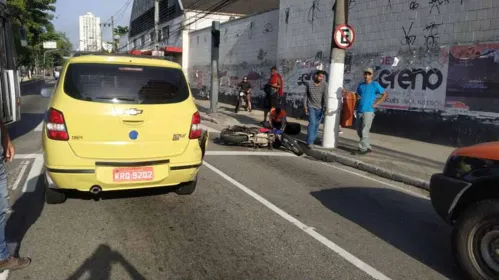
[7,0,72,69]
[113,25,128,36]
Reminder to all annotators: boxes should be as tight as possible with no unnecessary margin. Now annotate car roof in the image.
[67,52,182,69]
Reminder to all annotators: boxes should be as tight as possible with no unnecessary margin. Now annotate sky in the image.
[52,0,133,50]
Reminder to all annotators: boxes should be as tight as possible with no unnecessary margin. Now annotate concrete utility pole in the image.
[111,16,115,52]
[210,21,220,114]
[322,0,347,148]
[99,25,104,51]
[154,0,160,50]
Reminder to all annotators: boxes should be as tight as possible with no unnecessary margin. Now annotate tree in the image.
[41,31,72,68]
[7,0,57,69]
[113,25,129,36]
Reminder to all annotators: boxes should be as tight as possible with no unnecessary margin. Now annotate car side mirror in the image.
[40,88,52,98]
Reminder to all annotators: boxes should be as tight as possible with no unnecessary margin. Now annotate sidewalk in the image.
[195,98,456,190]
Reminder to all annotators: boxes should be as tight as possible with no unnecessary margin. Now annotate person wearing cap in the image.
[342,67,388,155]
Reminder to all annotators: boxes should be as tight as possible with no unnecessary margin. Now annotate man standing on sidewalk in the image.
[304,70,328,146]
[0,119,31,272]
[263,67,283,123]
[343,67,388,155]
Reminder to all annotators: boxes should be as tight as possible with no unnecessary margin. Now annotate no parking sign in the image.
[333,24,355,49]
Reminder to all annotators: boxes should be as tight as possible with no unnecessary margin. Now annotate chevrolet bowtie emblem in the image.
[123,108,143,115]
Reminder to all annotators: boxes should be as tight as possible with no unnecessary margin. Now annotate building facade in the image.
[120,0,279,73]
[188,0,499,146]
[79,12,102,52]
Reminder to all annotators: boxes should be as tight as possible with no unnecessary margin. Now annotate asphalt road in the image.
[1,80,462,280]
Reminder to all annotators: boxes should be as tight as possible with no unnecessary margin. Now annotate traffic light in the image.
[211,29,220,48]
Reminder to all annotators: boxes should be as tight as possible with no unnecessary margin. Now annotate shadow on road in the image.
[65,185,178,202]
[67,244,146,280]
[20,80,45,96]
[5,174,44,257]
[310,187,463,279]
[7,113,45,141]
[7,80,54,140]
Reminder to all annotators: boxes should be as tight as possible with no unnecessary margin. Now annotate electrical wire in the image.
[103,0,133,24]
[115,0,133,22]
[169,0,240,35]
[120,0,241,51]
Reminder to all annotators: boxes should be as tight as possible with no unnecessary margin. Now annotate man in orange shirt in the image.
[268,107,287,130]
[263,67,284,123]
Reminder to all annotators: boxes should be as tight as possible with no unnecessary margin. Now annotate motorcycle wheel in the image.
[220,130,249,144]
[281,134,304,156]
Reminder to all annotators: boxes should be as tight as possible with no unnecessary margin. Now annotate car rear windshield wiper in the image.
[94,96,136,101]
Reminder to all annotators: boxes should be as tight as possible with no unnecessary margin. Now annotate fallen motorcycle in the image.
[219,123,304,156]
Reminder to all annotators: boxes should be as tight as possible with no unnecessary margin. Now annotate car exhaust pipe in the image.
[89,185,102,195]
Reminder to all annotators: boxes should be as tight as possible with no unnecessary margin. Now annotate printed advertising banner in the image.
[375,49,449,111]
[445,44,499,116]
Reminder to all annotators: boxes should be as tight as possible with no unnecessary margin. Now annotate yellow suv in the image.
[41,53,208,204]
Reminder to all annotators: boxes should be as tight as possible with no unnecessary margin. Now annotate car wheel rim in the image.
[469,221,499,279]
[480,229,499,273]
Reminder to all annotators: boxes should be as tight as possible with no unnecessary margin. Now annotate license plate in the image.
[113,167,154,182]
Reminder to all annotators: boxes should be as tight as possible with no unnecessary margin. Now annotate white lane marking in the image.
[22,156,44,193]
[314,160,430,200]
[34,121,44,131]
[205,151,295,156]
[0,269,9,280]
[200,124,220,133]
[11,160,30,190]
[203,161,392,280]
[14,154,41,159]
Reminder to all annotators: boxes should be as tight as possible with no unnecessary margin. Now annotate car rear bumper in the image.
[45,161,201,192]
[429,173,472,224]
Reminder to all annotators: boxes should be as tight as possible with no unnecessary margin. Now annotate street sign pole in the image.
[322,0,355,149]
[210,21,220,114]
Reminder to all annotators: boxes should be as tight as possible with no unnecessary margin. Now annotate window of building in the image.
[162,26,169,40]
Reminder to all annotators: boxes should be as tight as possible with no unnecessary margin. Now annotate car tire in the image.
[45,185,67,204]
[175,177,197,195]
[453,199,499,280]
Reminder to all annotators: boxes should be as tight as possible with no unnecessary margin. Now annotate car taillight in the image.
[46,108,69,141]
[189,111,202,139]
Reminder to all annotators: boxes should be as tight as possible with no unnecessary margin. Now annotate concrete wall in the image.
[187,9,279,107]
[274,0,499,147]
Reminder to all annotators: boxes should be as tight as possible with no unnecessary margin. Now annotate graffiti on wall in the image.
[189,60,275,98]
[278,51,329,108]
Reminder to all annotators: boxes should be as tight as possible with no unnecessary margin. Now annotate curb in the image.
[306,147,431,191]
[20,79,42,86]
[199,112,220,124]
[195,103,431,190]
